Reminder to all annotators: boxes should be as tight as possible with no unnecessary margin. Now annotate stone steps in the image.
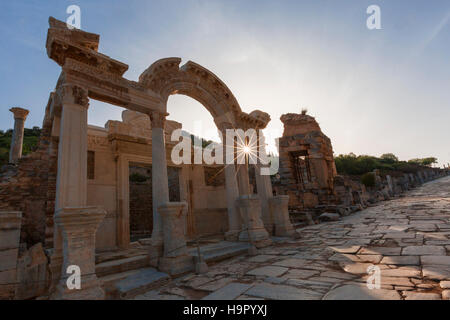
[189,241,251,263]
[102,267,170,300]
[96,254,149,277]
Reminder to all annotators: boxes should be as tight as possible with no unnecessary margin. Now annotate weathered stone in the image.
[202,283,252,300]
[51,207,106,300]
[380,256,420,265]
[442,290,450,300]
[403,291,441,300]
[330,245,361,254]
[245,283,322,300]
[158,202,194,276]
[381,266,421,278]
[15,243,49,299]
[359,247,401,256]
[402,246,445,256]
[421,255,450,266]
[323,284,401,300]
[247,266,288,277]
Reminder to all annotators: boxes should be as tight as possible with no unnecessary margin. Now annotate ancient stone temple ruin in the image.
[0,17,447,301]
[277,111,337,210]
[0,17,296,299]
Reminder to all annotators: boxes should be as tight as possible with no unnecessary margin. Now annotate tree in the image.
[408,157,438,167]
[380,153,398,163]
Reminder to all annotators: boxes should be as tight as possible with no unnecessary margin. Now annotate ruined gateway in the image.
[0,18,446,300]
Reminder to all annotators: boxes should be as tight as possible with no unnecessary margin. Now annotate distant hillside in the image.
[335,152,438,176]
[0,127,41,166]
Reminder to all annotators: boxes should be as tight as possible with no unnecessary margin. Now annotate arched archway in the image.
[139,58,272,242]
[139,58,243,129]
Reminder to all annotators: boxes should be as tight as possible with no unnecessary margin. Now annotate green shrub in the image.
[361,172,376,187]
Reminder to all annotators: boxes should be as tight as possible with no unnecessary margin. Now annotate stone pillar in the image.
[149,111,170,255]
[254,132,274,234]
[224,164,242,240]
[52,207,106,300]
[8,107,29,164]
[220,124,241,240]
[49,84,105,298]
[237,195,271,248]
[158,202,193,276]
[237,164,252,196]
[0,211,22,299]
[269,196,295,237]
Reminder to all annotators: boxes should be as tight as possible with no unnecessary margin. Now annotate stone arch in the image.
[139,58,243,128]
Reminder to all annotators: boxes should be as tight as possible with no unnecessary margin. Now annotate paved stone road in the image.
[135,176,450,300]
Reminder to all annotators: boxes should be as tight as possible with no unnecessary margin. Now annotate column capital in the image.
[9,107,29,120]
[56,83,89,108]
[149,111,169,129]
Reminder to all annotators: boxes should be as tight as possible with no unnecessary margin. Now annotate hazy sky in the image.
[0,0,449,166]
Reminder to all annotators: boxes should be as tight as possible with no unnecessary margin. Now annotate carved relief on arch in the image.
[139,58,242,123]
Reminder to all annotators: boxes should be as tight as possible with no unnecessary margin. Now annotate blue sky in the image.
[0,0,449,166]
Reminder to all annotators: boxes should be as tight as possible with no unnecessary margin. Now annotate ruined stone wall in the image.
[278,112,336,210]
[0,97,56,250]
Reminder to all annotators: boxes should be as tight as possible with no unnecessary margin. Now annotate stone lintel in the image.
[60,58,163,114]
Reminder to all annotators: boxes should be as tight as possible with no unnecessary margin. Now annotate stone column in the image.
[52,207,106,300]
[0,211,22,299]
[254,132,274,234]
[158,202,193,276]
[8,107,29,164]
[219,124,241,241]
[149,111,170,255]
[237,164,252,196]
[49,84,105,299]
[269,196,295,237]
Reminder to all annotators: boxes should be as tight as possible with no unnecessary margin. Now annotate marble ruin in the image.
[0,17,448,300]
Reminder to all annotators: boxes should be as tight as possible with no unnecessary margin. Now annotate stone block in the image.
[0,249,19,272]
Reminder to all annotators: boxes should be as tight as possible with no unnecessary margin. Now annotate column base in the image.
[159,255,194,276]
[269,195,296,237]
[148,235,164,267]
[51,276,104,300]
[225,230,241,241]
[236,195,271,248]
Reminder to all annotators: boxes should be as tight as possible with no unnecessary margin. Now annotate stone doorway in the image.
[129,163,181,242]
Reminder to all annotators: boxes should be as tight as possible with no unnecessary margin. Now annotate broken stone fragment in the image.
[318,212,340,222]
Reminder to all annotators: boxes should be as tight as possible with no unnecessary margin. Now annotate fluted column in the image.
[149,111,170,255]
[9,107,29,164]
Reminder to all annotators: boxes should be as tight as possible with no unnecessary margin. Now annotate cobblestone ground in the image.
[135,176,450,300]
